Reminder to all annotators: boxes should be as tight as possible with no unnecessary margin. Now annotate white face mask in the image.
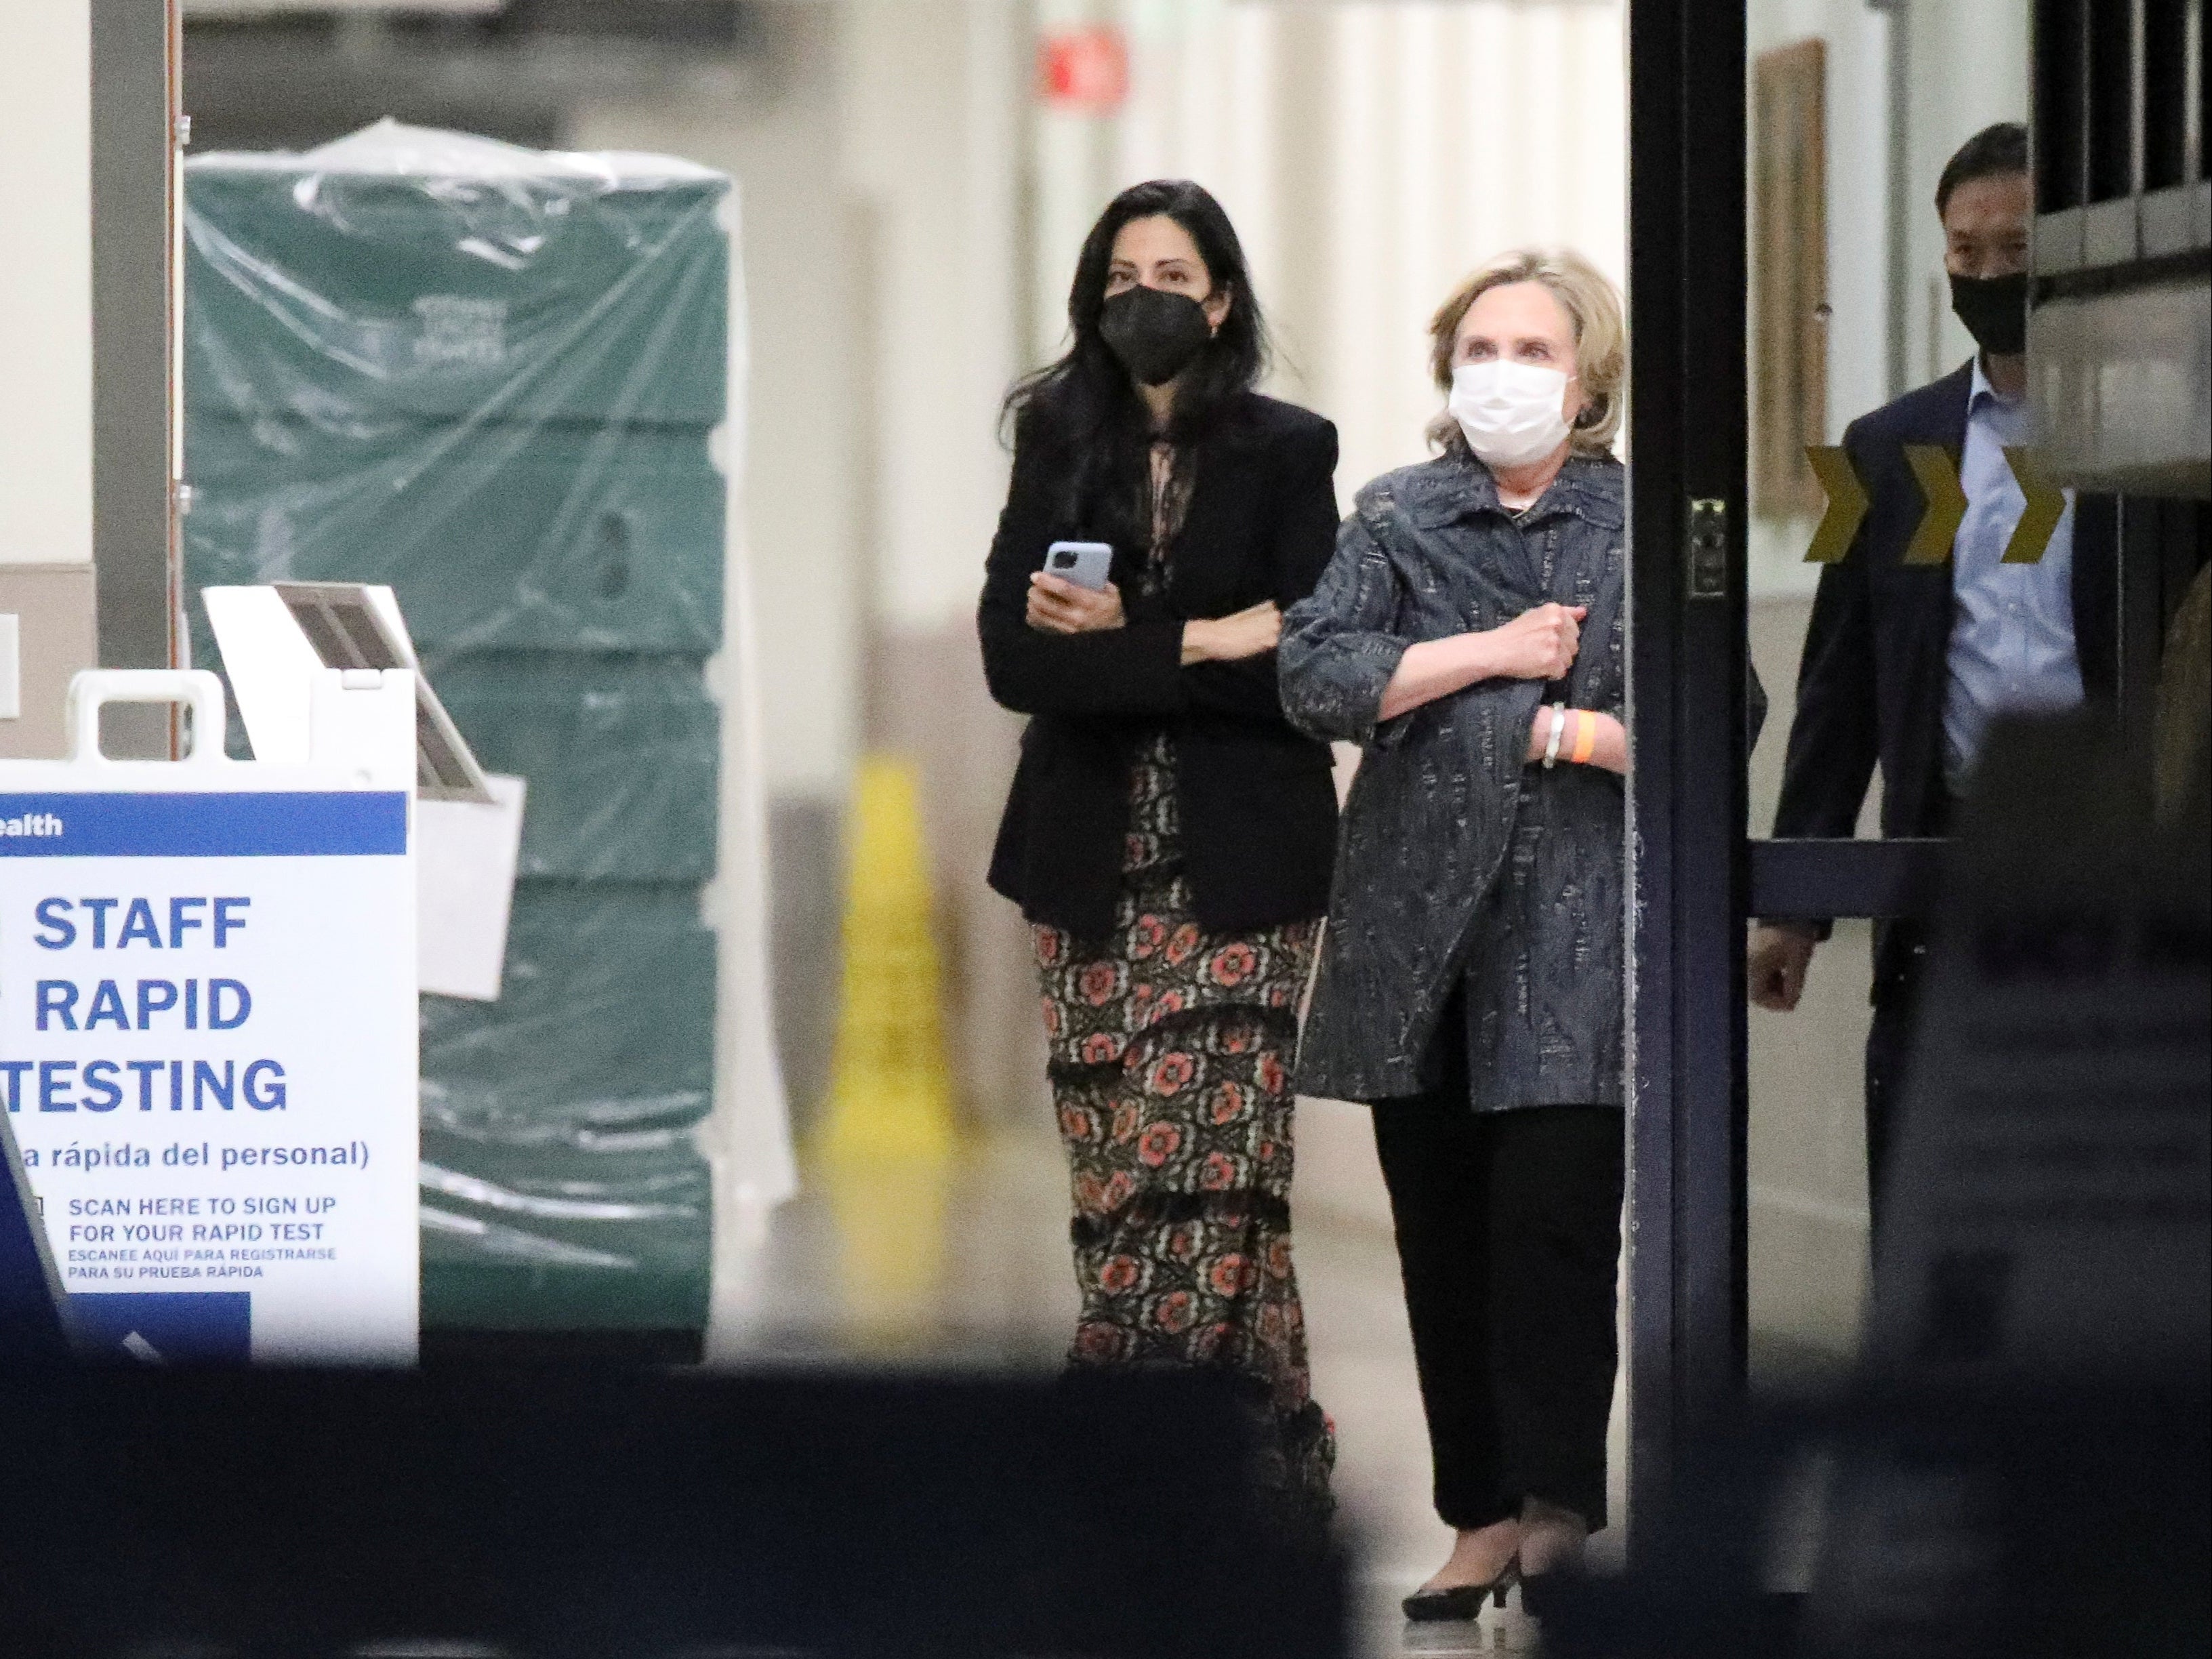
[1448,360,1577,470]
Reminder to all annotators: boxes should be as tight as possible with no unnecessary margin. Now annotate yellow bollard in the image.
[817,754,958,1166]
[815,754,959,1347]
[816,1156,956,1348]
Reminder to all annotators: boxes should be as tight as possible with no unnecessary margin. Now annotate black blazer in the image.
[1773,361,2117,970]
[980,392,1340,939]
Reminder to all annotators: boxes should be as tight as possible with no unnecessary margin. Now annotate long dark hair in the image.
[1004,180,1268,543]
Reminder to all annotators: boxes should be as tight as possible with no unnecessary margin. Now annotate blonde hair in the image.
[1423,247,1626,456]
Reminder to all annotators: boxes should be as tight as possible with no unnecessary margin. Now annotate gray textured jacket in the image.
[1279,449,1626,1106]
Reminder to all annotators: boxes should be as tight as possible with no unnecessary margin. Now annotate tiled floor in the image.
[705,1120,1606,1657]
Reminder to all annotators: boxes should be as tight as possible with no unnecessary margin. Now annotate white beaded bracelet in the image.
[1542,701,1568,769]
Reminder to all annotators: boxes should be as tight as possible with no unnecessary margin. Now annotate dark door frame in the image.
[91,0,183,754]
[1624,0,1752,1551]
[1620,0,2198,1559]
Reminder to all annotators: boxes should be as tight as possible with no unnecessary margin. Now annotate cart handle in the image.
[66,670,232,767]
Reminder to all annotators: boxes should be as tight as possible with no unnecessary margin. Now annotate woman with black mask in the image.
[979,180,1340,1517]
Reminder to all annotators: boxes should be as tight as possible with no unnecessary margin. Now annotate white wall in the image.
[1309,0,1626,495]
[1045,0,1627,501]
[1903,0,2032,386]
[1744,0,1892,598]
[0,1,94,567]
[843,0,1023,634]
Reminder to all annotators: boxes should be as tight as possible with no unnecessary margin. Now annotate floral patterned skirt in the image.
[1031,736,1334,1516]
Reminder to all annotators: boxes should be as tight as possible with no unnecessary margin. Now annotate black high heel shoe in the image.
[1400,1557,1520,1622]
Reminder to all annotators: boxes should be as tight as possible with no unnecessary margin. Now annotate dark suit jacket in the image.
[1772,359,2117,979]
[980,392,1340,939]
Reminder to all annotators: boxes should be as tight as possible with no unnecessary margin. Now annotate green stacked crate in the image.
[185,417,726,655]
[418,883,716,1331]
[432,655,720,883]
[183,131,731,1339]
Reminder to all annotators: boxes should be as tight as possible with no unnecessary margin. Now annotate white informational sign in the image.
[0,670,419,1364]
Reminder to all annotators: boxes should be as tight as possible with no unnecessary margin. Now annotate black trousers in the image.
[1370,1091,1626,1534]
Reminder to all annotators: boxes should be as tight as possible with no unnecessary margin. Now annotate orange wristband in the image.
[1570,711,1597,765]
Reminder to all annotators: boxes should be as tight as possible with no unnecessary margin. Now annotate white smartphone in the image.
[1043,540,1114,592]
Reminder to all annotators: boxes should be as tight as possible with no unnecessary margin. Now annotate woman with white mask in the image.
[1279,249,1628,1624]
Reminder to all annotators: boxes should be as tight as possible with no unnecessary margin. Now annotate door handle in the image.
[1686,497,1728,599]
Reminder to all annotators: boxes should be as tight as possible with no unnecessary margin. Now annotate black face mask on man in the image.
[1948,269,2028,356]
[1099,285,1214,386]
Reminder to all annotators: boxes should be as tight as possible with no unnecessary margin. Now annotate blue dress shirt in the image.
[1942,356,2083,785]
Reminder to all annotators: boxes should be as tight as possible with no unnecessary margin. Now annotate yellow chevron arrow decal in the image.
[2001,446,2066,563]
[1902,444,1967,565]
[1803,445,1870,563]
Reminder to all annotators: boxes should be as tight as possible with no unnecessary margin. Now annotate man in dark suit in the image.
[1748,123,2116,1220]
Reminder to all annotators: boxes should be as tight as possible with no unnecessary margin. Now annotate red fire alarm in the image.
[1039,26,1129,113]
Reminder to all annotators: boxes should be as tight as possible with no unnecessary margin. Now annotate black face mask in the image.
[1949,269,2028,356]
[1099,285,1214,387]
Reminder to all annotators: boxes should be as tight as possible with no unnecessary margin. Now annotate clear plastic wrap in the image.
[185,120,729,425]
[184,122,737,1333]
[186,418,724,655]
[184,120,729,653]
[421,882,717,1145]
[432,654,720,882]
[413,876,718,1328]
[419,1130,712,1334]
